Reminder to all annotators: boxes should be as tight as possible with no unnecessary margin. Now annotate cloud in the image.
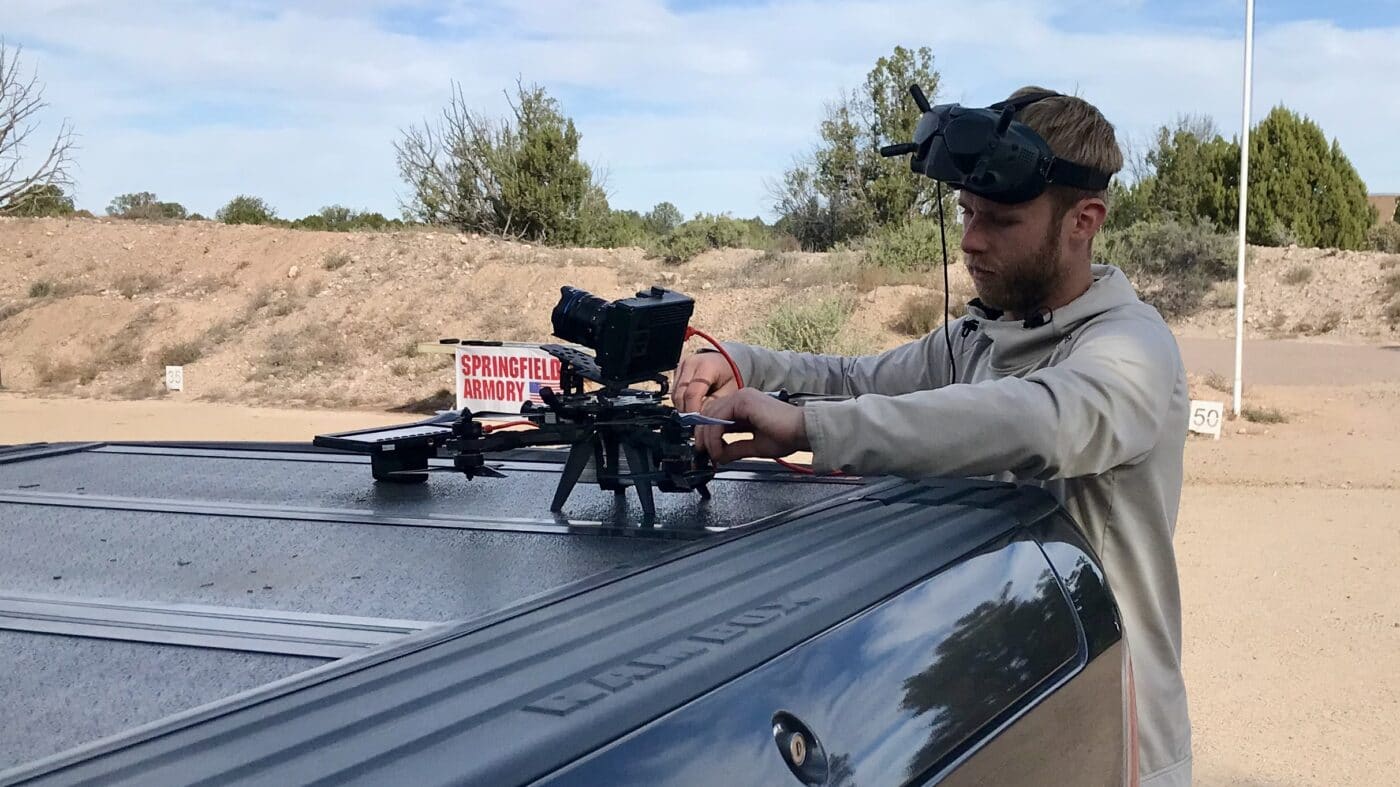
[4,0,1398,221]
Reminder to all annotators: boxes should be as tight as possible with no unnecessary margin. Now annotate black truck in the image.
[0,438,1133,786]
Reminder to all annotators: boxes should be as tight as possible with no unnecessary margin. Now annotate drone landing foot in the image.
[551,440,595,513]
[622,443,657,522]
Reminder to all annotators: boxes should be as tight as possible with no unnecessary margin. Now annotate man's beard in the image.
[973,220,1064,317]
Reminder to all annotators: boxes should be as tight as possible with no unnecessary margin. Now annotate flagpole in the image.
[1233,0,1255,417]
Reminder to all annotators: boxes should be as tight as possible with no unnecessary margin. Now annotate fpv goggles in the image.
[881,85,1111,204]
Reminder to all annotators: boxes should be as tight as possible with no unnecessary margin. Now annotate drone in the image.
[314,286,729,522]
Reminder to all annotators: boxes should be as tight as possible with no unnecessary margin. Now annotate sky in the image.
[4,0,1399,222]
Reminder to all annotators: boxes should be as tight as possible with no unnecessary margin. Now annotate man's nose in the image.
[961,222,987,255]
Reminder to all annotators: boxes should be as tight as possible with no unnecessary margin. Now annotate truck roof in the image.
[0,440,1059,784]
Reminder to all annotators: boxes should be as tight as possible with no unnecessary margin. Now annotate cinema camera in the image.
[314,286,718,523]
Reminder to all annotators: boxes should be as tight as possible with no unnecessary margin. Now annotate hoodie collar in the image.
[964,264,1139,372]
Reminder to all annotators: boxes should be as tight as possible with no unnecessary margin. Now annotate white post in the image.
[1233,0,1255,417]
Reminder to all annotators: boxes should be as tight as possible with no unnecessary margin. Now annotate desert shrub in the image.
[863,217,961,272]
[6,184,74,217]
[249,326,351,379]
[32,356,97,386]
[1384,299,1400,328]
[217,195,277,225]
[744,296,855,354]
[1369,223,1400,253]
[651,214,757,263]
[1382,271,1400,302]
[322,251,352,270]
[28,280,54,297]
[1281,265,1313,285]
[1203,371,1229,391]
[891,292,965,335]
[1241,404,1288,424]
[1099,218,1235,319]
[113,272,161,298]
[107,192,186,220]
[157,341,203,367]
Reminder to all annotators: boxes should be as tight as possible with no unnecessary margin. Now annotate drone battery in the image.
[312,424,453,453]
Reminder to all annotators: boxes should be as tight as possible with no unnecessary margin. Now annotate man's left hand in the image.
[694,388,810,464]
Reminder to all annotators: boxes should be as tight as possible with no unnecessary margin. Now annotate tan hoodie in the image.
[722,264,1192,786]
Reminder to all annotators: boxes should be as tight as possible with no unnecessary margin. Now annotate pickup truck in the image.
[0,439,1133,785]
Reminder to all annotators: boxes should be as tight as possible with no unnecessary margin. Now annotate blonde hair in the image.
[1006,86,1122,206]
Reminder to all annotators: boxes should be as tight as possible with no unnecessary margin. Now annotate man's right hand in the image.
[672,351,739,413]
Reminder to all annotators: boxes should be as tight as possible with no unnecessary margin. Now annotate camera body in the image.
[551,286,695,387]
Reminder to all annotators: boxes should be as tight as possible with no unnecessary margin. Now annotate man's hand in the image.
[694,388,810,464]
[672,351,739,413]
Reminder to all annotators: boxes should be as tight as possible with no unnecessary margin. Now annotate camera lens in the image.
[551,286,609,348]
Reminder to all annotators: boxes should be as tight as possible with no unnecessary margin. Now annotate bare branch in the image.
[0,40,77,213]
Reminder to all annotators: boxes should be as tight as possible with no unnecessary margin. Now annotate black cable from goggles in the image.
[936,180,956,384]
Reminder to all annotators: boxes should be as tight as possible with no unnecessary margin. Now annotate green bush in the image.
[217,195,277,225]
[1099,218,1236,319]
[107,192,186,220]
[863,217,960,272]
[291,205,394,232]
[5,184,74,217]
[397,81,609,246]
[651,213,757,263]
[642,202,683,235]
[744,296,855,354]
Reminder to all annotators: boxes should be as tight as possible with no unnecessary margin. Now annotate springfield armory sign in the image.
[454,344,562,413]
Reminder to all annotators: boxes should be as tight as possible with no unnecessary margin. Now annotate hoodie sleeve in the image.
[718,322,958,397]
[800,316,1181,480]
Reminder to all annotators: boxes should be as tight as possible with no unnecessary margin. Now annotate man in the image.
[674,87,1191,786]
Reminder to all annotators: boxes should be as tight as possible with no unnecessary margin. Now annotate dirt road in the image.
[1178,337,1400,387]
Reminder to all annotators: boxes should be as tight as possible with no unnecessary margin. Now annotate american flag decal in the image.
[527,381,546,405]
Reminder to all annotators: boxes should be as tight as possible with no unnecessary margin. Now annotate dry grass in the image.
[1206,281,1237,309]
[1204,371,1230,392]
[322,250,352,271]
[31,356,97,386]
[0,301,32,322]
[248,326,352,380]
[28,280,54,298]
[1294,310,1342,336]
[744,295,858,355]
[157,341,204,367]
[1242,404,1288,424]
[1383,271,1400,302]
[891,292,966,336]
[1281,265,1314,286]
[113,272,162,299]
[1385,299,1400,328]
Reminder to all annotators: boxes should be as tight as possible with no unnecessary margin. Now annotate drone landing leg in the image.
[551,440,595,513]
[622,443,656,522]
[599,433,624,493]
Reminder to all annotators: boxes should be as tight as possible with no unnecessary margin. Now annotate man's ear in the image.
[1069,197,1108,241]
